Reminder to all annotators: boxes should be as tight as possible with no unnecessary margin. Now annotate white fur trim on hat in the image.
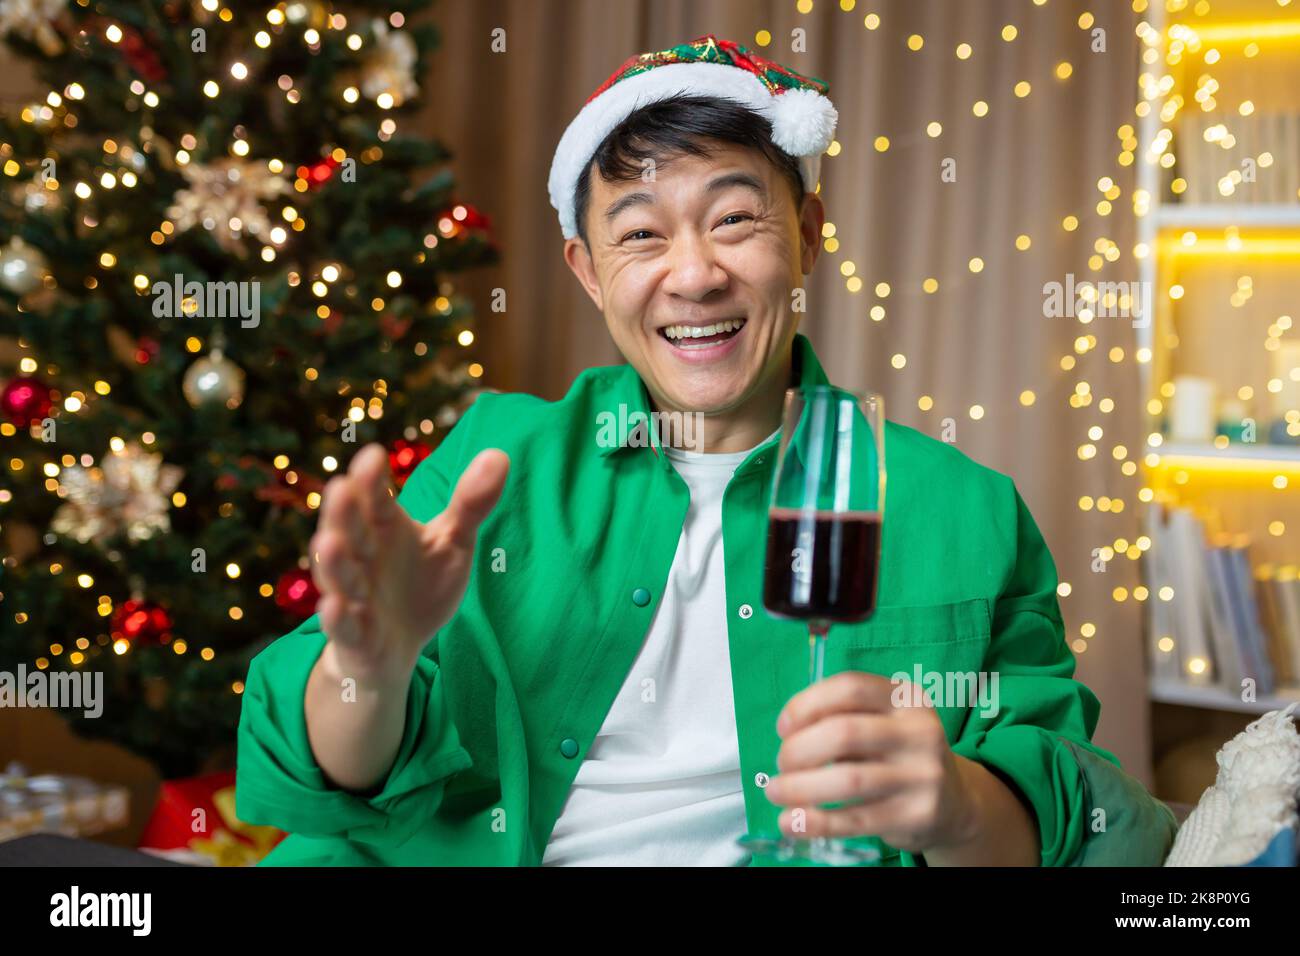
[548,61,837,239]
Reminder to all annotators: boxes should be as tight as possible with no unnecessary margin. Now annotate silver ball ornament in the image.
[0,237,49,295]
[182,349,246,409]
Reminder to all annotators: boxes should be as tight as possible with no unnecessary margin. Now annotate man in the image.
[236,35,1168,867]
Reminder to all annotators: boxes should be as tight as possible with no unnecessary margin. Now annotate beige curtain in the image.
[423,0,1149,778]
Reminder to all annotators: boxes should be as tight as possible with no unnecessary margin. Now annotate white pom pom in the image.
[765,88,838,157]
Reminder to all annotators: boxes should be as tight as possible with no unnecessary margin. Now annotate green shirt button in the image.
[631,587,651,607]
[559,737,580,759]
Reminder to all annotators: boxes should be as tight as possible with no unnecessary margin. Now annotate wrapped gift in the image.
[138,770,285,866]
[0,762,130,843]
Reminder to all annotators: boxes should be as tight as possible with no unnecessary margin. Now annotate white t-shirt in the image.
[541,435,772,866]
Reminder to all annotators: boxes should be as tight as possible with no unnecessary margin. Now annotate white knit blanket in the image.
[1165,703,1300,866]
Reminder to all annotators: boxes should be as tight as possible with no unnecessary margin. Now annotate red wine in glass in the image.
[763,508,881,623]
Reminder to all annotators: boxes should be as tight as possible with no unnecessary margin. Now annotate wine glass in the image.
[738,384,885,866]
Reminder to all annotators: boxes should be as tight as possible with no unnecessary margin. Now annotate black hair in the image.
[572,94,806,245]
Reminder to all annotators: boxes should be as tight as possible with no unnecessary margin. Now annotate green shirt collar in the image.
[596,332,829,459]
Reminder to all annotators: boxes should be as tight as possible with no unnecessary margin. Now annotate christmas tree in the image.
[0,0,496,777]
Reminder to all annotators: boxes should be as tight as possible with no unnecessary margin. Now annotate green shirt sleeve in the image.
[234,620,471,845]
[903,479,1119,868]
[235,406,481,846]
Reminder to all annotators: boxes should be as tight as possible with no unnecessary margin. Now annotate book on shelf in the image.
[1147,504,1298,699]
[1147,503,1218,686]
[1260,564,1300,688]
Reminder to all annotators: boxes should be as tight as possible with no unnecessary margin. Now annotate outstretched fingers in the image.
[311,525,366,603]
[436,449,511,549]
[350,443,400,532]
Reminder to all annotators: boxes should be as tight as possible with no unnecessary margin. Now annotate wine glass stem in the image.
[807,619,840,860]
[808,620,829,686]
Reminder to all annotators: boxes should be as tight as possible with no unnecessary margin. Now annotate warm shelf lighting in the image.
[1181,20,1300,45]
[1147,447,1300,478]
[1157,233,1300,258]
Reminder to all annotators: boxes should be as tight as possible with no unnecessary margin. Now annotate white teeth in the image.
[662,318,746,342]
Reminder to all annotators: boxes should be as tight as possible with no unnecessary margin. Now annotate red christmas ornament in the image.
[135,336,160,364]
[0,376,53,426]
[435,203,493,240]
[120,29,167,83]
[454,203,491,230]
[298,155,340,190]
[388,439,431,488]
[111,599,173,645]
[85,17,166,83]
[378,312,411,340]
[275,569,320,619]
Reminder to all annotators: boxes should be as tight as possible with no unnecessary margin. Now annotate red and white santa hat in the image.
[548,34,838,240]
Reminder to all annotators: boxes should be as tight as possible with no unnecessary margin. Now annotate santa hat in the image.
[548,34,838,240]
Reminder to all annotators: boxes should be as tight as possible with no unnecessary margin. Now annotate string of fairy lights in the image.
[767,0,1300,661]
[1,2,486,688]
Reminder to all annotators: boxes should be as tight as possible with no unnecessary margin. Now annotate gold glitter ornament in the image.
[51,442,183,545]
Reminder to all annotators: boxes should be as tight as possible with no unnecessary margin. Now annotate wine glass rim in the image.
[787,384,881,403]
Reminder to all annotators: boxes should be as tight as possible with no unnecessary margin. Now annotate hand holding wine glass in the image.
[765,669,980,856]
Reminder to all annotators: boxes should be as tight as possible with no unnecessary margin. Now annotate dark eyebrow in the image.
[603,191,655,222]
[602,172,767,224]
[706,171,767,199]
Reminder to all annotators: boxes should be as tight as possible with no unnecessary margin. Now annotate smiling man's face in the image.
[565,140,824,444]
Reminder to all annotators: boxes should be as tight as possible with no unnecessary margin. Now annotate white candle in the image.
[1169,375,1216,444]
[1272,340,1300,420]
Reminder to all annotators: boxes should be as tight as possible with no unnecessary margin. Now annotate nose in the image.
[660,230,729,302]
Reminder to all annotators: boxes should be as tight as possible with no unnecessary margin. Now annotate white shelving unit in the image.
[1156,203,1300,228]
[1150,679,1300,715]
[1136,4,1300,717]
[1158,442,1300,463]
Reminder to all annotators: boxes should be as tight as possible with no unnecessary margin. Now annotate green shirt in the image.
[235,333,1172,866]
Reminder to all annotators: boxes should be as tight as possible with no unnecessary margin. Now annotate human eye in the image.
[716,212,755,228]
